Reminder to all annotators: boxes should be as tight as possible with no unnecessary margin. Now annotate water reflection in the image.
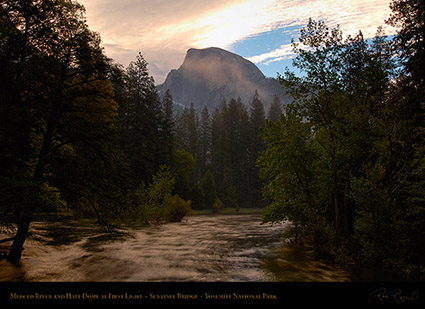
[0,214,355,282]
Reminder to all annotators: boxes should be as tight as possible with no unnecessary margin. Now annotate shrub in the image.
[212,198,223,213]
[164,194,191,222]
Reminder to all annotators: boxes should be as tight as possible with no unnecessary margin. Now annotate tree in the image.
[227,97,250,206]
[260,19,398,258]
[187,103,200,176]
[171,149,195,200]
[174,103,200,184]
[188,184,204,210]
[200,170,217,210]
[280,19,347,244]
[161,89,175,165]
[267,95,283,122]
[208,98,251,208]
[121,52,164,183]
[129,166,190,223]
[175,104,198,156]
[210,100,228,192]
[0,0,130,261]
[258,106,330,252]
[199,106,211,175]
[384,0,425,271]
[247,91,266,208]
[387,0,425,89]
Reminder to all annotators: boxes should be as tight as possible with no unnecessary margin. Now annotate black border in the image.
[1,282,424,307]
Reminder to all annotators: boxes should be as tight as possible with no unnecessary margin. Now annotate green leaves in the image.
[200,170,217,210]
[258,107,322,228]
[120,52,165,183]
[260,13,425,275]
[258,18,407,260]
[129,166,190,223]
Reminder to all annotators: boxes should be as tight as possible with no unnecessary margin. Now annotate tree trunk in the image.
[7,123,53,262]
[6,214,31,262]
[343,162,351,236]
[331,143,340,247]
[334,192,340,246]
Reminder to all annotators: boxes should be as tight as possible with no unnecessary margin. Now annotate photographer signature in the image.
[369,287,419,304]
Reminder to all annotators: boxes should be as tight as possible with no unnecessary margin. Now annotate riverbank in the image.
[1,212,420,282]
[1,214,287,282]
[188,207,263,216]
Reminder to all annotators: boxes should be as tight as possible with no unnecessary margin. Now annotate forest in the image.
[0,0,275,263]
[172,92,282,211]
[259,1,425,276]
[0,0,424,279]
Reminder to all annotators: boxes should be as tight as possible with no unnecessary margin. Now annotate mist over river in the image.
[0,214,399,282]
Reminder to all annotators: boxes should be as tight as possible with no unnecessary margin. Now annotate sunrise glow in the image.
[80,0,395,82]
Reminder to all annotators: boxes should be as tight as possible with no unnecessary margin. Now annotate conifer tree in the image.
[210,103,226,191]
[122,52,164,182]
[247,91,266,208]
[200,170,217,210]
[267,95,283,122]
[199,106,212,175]
[161,89,175,165]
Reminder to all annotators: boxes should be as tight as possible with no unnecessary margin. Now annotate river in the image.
[0,214,399,282]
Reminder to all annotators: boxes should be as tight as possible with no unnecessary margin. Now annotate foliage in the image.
[161,89,175,165]
[188,184,204,210]
[163,194,191,222]
[128,166,190,223]
[0,0,133,261]
[174,90,271,209]
[0,0,182,261]
[171,149,195,200]
[267,95,283,122]
[212,198,224,213]
[119,52,166,183]
[259,14,425,276]
[199,169,217,209]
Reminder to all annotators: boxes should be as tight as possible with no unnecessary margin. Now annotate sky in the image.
[79,0,396,84]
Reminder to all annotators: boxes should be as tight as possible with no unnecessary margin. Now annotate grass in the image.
[188,207,263,216]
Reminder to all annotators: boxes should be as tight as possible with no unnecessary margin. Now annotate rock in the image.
[157,47,290,111]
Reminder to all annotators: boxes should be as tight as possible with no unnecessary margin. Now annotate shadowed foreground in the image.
[0,214,359,282]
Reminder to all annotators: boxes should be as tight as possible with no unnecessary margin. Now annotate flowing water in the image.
[0,214,378,282]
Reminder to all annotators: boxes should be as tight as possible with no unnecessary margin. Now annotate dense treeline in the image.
[2,0,423,278]
[173,93,282,210]
[0,0,278,263]
[0,0,187,262]
[258,0,425,276]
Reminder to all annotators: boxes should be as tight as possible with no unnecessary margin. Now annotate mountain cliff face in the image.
[157,47,289,110]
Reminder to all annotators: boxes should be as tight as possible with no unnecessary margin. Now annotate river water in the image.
[0,214,384,282]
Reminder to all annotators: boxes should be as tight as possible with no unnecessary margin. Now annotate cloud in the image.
[80,0,246,82]
[243,0,396,66]
[246,44,295,65]
[79,0,396,83]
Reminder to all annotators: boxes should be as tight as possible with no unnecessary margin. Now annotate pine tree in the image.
[200,170,217,210]
[227,97,250,206]
[161,89,175,165]
[187,103,200,164]
[199,106,211,175]
[247,90,266,208]
[122,52,164,182]
[210,101,228,194]
[174,107,188,151]
[171,149,195,200]
[267,95,283,122]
